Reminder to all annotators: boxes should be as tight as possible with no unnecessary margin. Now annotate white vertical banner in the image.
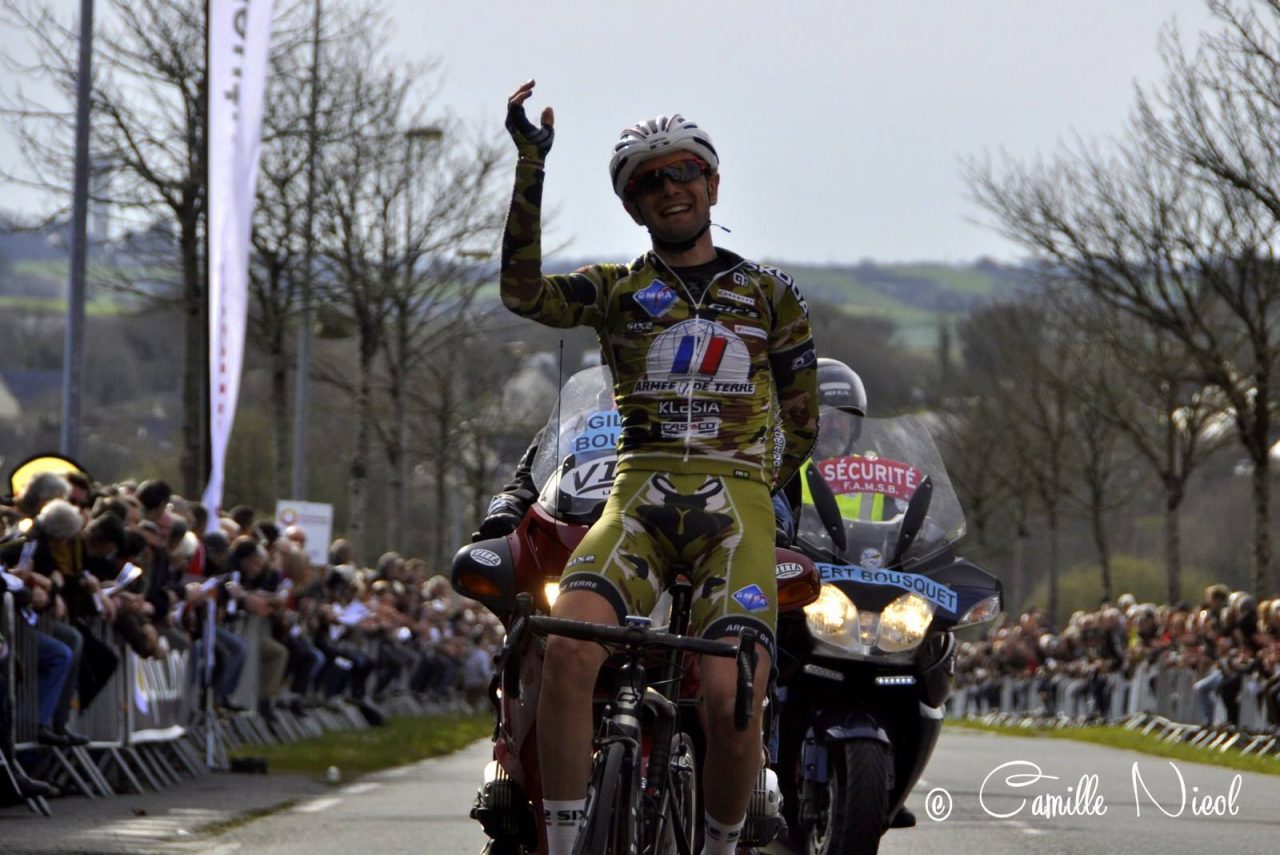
[204,0,275,519]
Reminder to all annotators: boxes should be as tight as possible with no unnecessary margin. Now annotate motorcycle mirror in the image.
[889,476,932,568]
[803,461,847,556]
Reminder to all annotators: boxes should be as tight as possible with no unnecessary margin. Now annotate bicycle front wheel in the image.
[573,741,632,855]
[656,731,699,855]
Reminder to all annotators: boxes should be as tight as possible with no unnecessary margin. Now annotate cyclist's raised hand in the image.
[507,79,555,162]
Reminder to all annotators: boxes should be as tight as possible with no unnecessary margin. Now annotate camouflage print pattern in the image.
[557,463,777,653]
[500,162,818,490]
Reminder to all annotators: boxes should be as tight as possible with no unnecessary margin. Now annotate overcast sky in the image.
[2,0,1219,265]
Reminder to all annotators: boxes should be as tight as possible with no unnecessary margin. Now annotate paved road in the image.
[871,728,1280,855]
[211,740,490,855]
[6,729,1280,854]
[205,729,1280,855]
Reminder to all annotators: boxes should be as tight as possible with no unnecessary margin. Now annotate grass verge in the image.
[947,719,1280,777]
[231,712,492,781]
[197,799,304,836]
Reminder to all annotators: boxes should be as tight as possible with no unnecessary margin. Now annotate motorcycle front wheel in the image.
[807,740,891,855]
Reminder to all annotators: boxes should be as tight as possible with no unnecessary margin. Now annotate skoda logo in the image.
[775,562,804,580]
[472,549,501,568]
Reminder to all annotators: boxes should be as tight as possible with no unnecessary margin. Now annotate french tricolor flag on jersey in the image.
[672,334,727,376]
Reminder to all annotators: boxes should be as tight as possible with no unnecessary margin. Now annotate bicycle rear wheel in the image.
[573,741,632,855]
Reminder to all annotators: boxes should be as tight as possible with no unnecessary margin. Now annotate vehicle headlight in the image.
[804,586,859,648]
[544,581,560,608]
[877,593,935,652]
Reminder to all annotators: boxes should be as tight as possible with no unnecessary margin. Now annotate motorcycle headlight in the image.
[544,581,560,608]
[957,594,1002,627]
[877,593,935,653]
[804,586,859,648]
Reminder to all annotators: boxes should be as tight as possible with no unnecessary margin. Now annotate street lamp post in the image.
[291,0,322,501]
[60,0,95,459]
[393,124,442,550]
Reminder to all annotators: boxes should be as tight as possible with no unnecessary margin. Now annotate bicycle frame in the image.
[528,589,756,855]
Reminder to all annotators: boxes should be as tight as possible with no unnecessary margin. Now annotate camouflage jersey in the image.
[500,160,819,489]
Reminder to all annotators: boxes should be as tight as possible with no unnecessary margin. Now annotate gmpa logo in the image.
[634,280,678,318]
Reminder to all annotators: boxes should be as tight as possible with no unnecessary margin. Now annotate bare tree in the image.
[1136,0,1280,597]
[2,0,214,494]
[377,128,504,551]
[307,42,411,561]
[305,28,504,560]
[1051,291,1227,603]
[245,1,375,501]
[968,24,1280,598]
[954,302,1070,618]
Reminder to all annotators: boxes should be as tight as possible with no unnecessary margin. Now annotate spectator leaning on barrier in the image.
[228,536,290,723]
[953,587,1280,732]
[0,572,59,799]
[0,497,104,747]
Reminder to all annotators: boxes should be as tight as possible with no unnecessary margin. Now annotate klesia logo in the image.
[634,280,679,318]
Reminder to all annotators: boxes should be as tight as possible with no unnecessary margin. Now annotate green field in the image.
[948,719,1280,778]
[0,295,125,316]
[886,263,1009,296]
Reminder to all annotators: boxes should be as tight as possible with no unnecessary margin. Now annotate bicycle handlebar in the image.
[528,616,760,730]
[527,615,743,658]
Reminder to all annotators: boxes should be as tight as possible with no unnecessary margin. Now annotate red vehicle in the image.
[452,365,821,855]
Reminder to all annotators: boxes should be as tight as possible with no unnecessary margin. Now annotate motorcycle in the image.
[775,409,1003,855]
[452,364,823,855]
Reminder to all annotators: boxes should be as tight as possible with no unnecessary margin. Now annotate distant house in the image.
[0,376,20,421]
[0,370,62,413]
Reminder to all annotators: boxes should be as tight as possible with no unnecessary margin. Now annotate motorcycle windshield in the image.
[530,365,620,523]
[797,410,966,568]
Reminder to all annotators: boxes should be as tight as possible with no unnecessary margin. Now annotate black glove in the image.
[506,100,554,161]
[474,494,527,542]
[773,493,796,548]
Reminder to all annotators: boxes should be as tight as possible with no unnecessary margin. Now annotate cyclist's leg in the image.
[537,470,666,836]
[687,475,777,845]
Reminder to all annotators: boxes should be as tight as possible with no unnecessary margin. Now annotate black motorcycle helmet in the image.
[817,358,867,416]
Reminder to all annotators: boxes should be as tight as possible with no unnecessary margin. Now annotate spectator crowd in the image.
[0,468,501,804]
[955,585,1280,731]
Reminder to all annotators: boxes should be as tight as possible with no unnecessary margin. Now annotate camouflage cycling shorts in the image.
[557,461,777,658]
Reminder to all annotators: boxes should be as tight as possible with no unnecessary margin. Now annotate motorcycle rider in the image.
[784,358,921,830]
[796,358,910,533]
[499,80,819,855]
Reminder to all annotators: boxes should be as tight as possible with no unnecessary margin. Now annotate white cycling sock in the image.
[543,798,586,855]
[701,812,746,855]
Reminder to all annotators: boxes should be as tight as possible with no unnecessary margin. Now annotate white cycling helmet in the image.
[609,114,719,198]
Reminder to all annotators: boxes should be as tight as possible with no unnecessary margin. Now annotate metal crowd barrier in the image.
[2,595,472,812]
[2,592,51,815]
[948,662,1279,733]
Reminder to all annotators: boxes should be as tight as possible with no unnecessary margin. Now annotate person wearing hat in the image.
[501,80,818,855]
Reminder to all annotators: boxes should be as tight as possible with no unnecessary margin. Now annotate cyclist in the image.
[500,80,818,855]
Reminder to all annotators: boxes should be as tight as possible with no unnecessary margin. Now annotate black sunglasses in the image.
[626,158,709,196]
